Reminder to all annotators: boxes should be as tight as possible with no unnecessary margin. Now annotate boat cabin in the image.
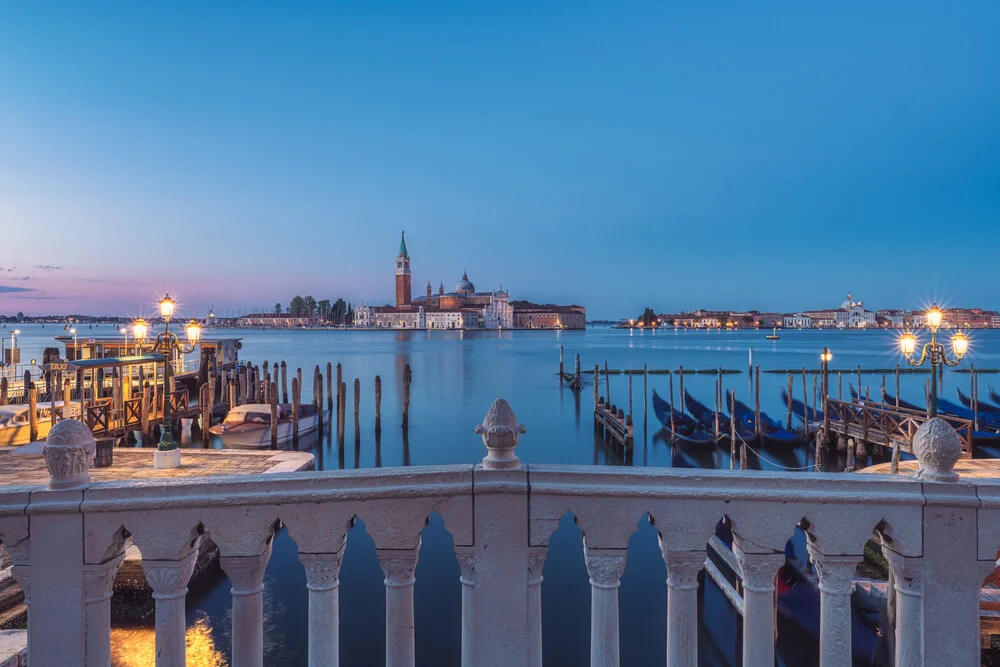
[223,403,317,425]
[53,335,242,380]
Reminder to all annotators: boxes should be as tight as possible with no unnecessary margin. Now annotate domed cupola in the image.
[455,270,475,295]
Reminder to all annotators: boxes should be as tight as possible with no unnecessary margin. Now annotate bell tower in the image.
[395,231,412,307]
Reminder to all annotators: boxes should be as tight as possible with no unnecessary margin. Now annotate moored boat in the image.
[727,391,801,449]
[209,403,319,449]
[0,402,83,446]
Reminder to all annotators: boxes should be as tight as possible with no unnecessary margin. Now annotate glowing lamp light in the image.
[12,330,20,336]
[820,349,833,363]
[900,332,917,357]
[951,332,969,358]
[926,304,942,330]
[159,294,175,321]
[133,317,149,342]
[186,320,201,344]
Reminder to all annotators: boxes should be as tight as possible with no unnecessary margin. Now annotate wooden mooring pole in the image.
[593,365,599,409]
[326,362,333,414]
[317,374,324,433]
[291,377,300,447]
[643,363,648,425]
[678,366,685,413]
[281,361,288,404]
[730,389,736,469]
[336,363,343,428]
[559,346,564,380]
[403,363,411,430]
[200,383,211,447]
[338,381,347,444]
[576,354,581,389]
[786,373,793,430]
[754,365,761,435]
[668,371,676,442]
[28,384,38,442]
[375,375,382,433]
[354,378,361,442]
[0,377,6,406]
[628,373,633,422]
[801,368,809,425]
[604,361,610,405]
[269,381,279,449]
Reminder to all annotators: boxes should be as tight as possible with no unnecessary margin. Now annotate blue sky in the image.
[1,2,998,319]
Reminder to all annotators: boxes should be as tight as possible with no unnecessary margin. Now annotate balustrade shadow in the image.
[541,512,590,666]
[618,515,667,667]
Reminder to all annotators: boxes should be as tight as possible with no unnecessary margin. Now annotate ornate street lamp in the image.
[899,303,968,417]
[133,295,200,468]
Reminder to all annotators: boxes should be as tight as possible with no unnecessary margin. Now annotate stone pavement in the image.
[863,458,1000,479]
[0,446,314,487]
[0,631,26,667]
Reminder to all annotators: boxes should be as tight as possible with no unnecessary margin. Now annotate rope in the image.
[732,430,816,471]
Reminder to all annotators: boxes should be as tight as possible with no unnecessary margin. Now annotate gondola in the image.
[727,391,801,449]
[651,390,717,448]
[958,387,1000,413]
[684,389,759,447]
[779,388,826,425]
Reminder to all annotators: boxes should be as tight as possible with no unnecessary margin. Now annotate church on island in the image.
[354,233,585,330]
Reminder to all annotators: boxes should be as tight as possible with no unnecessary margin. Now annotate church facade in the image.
[354,233,582,330]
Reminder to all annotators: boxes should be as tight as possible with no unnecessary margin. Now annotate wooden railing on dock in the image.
[824,397,973,457]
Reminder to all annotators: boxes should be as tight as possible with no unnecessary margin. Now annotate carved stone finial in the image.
[912,417,962,482]
[43,418,94,490]
[475,399,526,470]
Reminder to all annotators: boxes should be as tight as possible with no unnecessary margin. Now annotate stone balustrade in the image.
[0,406,998,665]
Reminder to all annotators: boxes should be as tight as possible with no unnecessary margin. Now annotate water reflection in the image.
[111,614,227,666]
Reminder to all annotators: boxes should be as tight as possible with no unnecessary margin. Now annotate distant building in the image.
[236,314,311,328]
[512,304,586,330]
[353,233,582,329]
[803,294,876,329]
[783,314,812,328]
[876,310,908,329]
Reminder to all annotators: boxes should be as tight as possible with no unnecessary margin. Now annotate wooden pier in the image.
[822,397,974,465]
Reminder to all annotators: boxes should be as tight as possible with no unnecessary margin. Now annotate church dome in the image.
[455,270,475,295]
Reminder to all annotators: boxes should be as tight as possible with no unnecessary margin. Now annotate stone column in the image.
[807,546,857,667]
[378,541,421,667]
[733,546,784,667]
[527,547,547,667]
[220,544,273,667]
[300,549,345,667]
[143,547,201,667]
[83,552,125,667]
[583,542,627,667]
[882,547,923,667]
[660,543,702,667]
[455,547,476,667]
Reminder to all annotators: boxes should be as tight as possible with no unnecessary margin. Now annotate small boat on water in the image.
[959,387,1000,414]
[209,403,319,449]
[684,390,759,447]
[651,390,716,447]
[765,327,780,340]
[0,403,83,446]
[727,391,801,449]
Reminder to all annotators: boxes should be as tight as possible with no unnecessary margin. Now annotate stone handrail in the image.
[1,405,998,666]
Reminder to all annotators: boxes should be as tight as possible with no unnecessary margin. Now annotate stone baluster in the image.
[807,545,857,667]
[220,544,273,667]
[143,545,201,667]
[583,541,627,667]
[659,541,703,667]
[300,547,345,667]
[83,552,125,667]
[733,545,784,667]
[378,541,421,667]
[526,547,547,667]
[455,547,476,667]
[881,546,923,667]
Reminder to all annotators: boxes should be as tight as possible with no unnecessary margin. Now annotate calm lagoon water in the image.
[10,324,1000,666]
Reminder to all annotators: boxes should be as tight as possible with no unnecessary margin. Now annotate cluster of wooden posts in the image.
[214,360,413,448]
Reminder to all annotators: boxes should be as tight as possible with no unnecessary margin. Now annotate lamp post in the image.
[10,330,19,351]
[133,295,200,468]
[820,348,832,398]
[69,328,78,360]
[119,327,130,356]
[899,303,968,417]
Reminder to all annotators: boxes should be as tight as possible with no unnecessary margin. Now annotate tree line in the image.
[274,296,354,325]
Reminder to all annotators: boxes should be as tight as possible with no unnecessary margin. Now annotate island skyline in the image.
[3,2,999,319]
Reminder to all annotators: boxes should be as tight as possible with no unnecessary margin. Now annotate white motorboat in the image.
[0,402,83,446]
[209,403,320,449]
